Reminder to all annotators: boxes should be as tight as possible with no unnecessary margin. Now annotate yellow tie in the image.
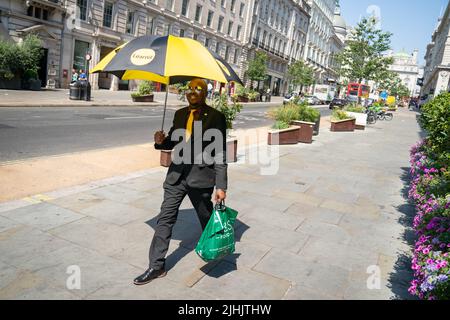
[186,110,196,141]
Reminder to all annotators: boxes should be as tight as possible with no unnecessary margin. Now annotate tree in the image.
[336,16,393,85]
[245,51,267,89]
[377,71,410,99]
[287,60,315,94]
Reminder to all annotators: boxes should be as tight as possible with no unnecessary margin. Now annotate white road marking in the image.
[104,116,160,120]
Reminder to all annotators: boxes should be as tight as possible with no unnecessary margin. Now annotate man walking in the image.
[134,78,228,286]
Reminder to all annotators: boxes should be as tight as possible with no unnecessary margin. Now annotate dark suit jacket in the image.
[155,104,228,190]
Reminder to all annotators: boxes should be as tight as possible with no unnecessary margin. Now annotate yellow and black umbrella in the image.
[91,34,243,129]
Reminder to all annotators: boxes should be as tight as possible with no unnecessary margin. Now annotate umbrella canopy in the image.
[91,35,242,85]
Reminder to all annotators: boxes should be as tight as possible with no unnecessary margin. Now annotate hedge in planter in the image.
[330,109,356,132]
[267,104,301,145]
[290,102,320,143]
[131,80,154,102]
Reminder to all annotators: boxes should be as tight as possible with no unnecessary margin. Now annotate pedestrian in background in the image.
[78,69,87,81]
[71,68,78,83]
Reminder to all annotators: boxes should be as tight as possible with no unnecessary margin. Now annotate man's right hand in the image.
[154,131,166,145]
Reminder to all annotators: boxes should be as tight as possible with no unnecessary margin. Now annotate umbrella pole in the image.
[161,86,169,132]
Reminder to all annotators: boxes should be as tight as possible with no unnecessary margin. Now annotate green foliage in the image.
[246,51,268,83]
[0,34,43,79]
[269,102,320,125]
[332,109,354,121]
[287,60,315,91]
[335,16,393,83]
[212,94,243,130]
[419,93,450,167]
[345,105,365,113]
[235,83,249,97]
[272,121,290,130]
[132,81,154,97]
[247,90,259,101]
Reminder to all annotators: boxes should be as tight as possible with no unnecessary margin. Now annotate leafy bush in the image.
[212,94,243,130]
[296,102,320,123]
[132,80,154,97]
[235,84,249,98]
[345,105,365,113]
[268,103,299,124]
[419,93,450,167]
[0,34,42,79]
[272,121,290,130]
[248,90,259,101]
[331,109,354,121]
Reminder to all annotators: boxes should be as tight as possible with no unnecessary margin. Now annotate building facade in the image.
[0,0,67,88]
[386,49,421,97]
[243,0,311,95]
[303,0,336,84]
[328,2,346,85]
[421,2,450,100]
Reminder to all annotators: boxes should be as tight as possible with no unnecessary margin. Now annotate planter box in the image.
[268,126,300,145]
[346,112,367,130]
[160,150,172,167]
[291,120,314,144]
[227,138,238,163]
[313,116,321,136]
[237,96,249,103]
[0,76,21,90]
[330,118,356,132]
[132,94,154,102]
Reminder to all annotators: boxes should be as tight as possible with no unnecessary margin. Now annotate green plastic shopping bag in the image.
[195,202,239,262]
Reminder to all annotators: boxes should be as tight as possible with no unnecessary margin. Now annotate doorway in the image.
[38,48,48,87]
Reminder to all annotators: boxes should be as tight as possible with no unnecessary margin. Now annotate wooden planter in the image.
[346,112,367,130]
[330,118,356,132]
[291,121,314,144]
[313,116,321,136]
[237,96,249,103]
[227,138,238,163]
[268,126,300,145]
[132,94,154,102]
[160,150,172,167]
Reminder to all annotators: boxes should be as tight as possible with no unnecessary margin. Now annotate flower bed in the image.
[408,139,450,300]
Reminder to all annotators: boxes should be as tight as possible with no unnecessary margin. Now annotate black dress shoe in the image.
[133,268,167,286]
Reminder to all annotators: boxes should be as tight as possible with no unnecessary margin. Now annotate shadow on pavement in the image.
[146,208,249,277]
[388,167,418,300]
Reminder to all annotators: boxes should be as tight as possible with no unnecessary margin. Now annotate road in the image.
[0,104,331,162]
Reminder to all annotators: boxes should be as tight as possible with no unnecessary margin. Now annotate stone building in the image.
[386,49,421,97]
[303,0,336,84]
[0,0,66,88]
[421,2,450,100]
[243,0,311,95]
[328,2,346,85]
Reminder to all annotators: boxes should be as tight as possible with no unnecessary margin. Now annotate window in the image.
[77,0,88,21]
[218,16,224,32]
[27,6,33,16]
[216,41,220,55]
[193,34,198,40]
[179,29,185,37]
[236,25,241,40]
[221,0,226,8]
[231,0,236,12]
[42,9,49,21]
[225,46,230,61]
[166,0,174,11]
[164,23,171,35]
[205,38,210,48]
[207,11,214,27]
[233,48,239,64]
[103,2,113,28]
[227,21,233,36]
[239,3,245,17]
[195,5,202,22]
[147,16,154,34]
[126,11,135,34]
[181,0,189,17]
[34,7,41,19]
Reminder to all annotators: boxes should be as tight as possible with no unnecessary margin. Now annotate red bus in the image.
[347,83,370,100]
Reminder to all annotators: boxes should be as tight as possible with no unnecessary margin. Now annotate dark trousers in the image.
[148,178,214,270]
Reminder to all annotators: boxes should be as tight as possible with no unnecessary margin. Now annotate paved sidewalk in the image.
[0,109,420,299]
[0,89,284,107]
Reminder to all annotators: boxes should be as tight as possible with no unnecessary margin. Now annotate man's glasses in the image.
[185,86,204,94]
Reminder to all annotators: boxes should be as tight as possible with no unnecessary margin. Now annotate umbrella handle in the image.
[161,88,169,132]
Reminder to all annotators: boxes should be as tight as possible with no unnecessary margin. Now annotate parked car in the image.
[329,98,348,109]
[283,92,299,105]
[305,95,321,105]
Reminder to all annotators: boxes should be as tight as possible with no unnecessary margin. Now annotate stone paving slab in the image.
[0,108,422,299]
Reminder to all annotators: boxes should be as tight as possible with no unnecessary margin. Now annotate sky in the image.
[340,0,449,66]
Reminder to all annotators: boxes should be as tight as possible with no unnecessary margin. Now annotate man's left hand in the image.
[215,189,227,202]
